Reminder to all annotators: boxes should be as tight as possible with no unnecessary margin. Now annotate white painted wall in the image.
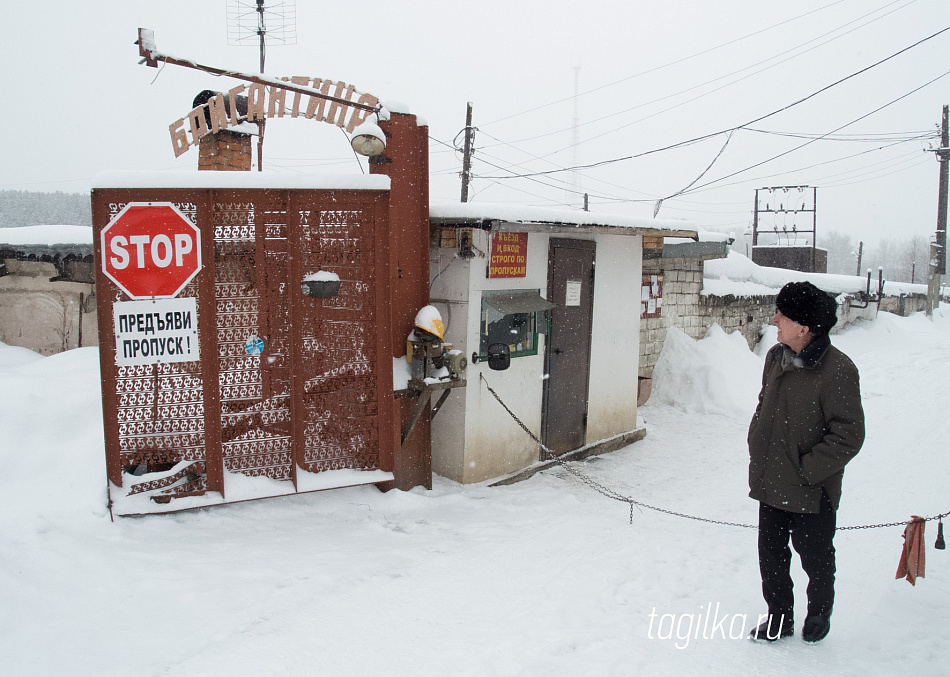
[586,235,641,443]
[428,228,643,484]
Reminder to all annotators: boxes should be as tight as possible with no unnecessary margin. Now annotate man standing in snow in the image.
[747,281,865,643]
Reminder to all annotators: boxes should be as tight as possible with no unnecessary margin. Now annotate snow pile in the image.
[0,342,44,369]
[0,224,92,246]
[650,324,762,417]
[704,250,930,298]
[0,345,107,531]
[429,201,726,239]
[302,270,340,282]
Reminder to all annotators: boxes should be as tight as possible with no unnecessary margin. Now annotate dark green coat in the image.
[748,335,865,514]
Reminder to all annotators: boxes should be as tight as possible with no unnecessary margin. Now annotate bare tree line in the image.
[821,230,932,284]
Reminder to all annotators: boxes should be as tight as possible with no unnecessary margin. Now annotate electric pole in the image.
[927,105,948,315]
[460,102,474,203]
[936,105,948,274]
[855,241,863,277]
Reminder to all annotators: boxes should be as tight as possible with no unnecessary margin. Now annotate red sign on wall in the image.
[488,232,528,278]
[100,203,202,299]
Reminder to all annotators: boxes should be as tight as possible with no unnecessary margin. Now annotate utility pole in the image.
[460,102,474,203]
[855,241,863,277]
[936,105,949,274]
[927,105,948,314]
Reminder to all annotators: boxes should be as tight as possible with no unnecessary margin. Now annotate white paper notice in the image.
[113,297,200,366]
[641,285,651,301]
[647,298,657,314]
[566,280,582,307]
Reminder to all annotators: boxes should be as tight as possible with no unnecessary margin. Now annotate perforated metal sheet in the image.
[93,188,393,506]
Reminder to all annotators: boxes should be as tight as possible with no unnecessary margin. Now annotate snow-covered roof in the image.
[92,170,391,191]
[0,225,92,247]
[704,250,930,298]
[430,202,726,240]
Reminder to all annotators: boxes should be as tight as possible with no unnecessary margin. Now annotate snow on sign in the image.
[113,298,199,366]
[100,202,202,299]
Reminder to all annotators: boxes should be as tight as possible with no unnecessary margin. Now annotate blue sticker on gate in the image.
[245,335,265,356]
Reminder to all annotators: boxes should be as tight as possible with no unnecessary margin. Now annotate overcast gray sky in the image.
[3,1,949,248]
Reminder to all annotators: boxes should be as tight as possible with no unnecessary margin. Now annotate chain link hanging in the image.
[480,374,949,531]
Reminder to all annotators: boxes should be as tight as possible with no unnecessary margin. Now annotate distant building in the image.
[0,226,97,354]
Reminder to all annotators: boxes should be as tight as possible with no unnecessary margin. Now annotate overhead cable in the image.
[477,26,950,181]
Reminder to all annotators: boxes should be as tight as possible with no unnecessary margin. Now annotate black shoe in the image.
[802,614,831,643]
[749,615,794,641]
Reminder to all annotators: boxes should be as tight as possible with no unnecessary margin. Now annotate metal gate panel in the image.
[291,206,381,474]
[214,197,294,481]
[97,198,211,497]
[93,187,393,512]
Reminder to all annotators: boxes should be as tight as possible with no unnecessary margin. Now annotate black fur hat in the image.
[775,281,838,336]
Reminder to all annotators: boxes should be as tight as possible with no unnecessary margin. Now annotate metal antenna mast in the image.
[226,0,297,169]
[569,63,581,208]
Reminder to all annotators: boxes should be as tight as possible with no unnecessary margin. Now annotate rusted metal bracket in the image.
[135,28,377,112]
[397,379,466,445]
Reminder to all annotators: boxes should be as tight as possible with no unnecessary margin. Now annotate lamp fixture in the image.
[350,121,387,157]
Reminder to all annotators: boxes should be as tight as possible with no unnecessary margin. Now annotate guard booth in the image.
[92,174,400,515]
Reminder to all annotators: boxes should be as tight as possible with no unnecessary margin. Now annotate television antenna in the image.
[227,0,296,73]
[226,1,297,169]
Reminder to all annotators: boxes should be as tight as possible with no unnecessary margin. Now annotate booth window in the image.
[479,290,555,358]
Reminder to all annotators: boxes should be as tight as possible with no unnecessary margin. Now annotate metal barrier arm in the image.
[398,379,466,445]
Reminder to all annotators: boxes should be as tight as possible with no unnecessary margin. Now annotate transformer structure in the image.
[752,186,823,273]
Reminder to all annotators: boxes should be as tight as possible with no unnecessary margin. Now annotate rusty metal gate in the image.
[92,187,394,514]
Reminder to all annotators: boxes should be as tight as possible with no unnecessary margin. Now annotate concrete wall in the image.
[879,293,928,316]
[0,260,98,355]
[429,228,642,484]
[640,258,706,378]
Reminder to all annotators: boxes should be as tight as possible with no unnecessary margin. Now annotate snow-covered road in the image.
[1,309,948,676]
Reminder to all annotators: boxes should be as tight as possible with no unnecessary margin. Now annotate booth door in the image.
[542,238,595,454]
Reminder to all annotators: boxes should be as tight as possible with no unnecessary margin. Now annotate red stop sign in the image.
[100,203,202,299]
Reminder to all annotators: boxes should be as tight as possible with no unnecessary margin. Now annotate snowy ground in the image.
[1,310,948,676]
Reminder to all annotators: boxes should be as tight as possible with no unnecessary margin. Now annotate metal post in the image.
[460,102,474,203]
[936,105,949,274]
[752,188,759,246]
[927,242,941,316]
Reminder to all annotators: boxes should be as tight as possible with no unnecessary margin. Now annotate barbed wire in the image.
[479,374,949,531]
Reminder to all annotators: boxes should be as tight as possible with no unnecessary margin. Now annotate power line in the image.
[480,0,856,127]
[680,67,950,196]
[665,137,931,197]
[477,26,950,182]
[485,0,917,155]
[743,128,936,142]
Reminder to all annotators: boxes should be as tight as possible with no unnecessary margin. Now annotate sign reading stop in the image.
[100,202,202,299]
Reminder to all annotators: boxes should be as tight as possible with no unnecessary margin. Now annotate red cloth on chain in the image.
[895,516,926,585]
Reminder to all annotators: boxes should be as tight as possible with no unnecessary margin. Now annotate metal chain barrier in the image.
[479,374,950,532]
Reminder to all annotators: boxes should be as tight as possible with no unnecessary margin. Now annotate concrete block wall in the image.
[698,293,775,349]
[639,259,706,378]
[0,261,98,354]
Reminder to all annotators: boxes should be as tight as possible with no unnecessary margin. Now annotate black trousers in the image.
[758,489,836,620]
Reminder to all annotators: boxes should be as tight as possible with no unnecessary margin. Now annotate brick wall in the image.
[198,130,252,171]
